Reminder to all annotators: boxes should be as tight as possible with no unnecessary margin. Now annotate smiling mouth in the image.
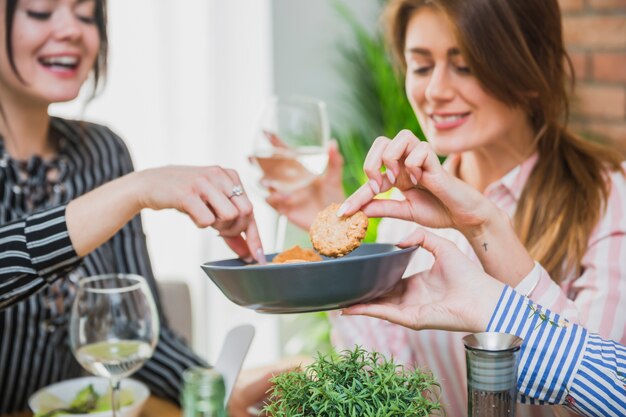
[38,56,80,71]
[431,113,470,124]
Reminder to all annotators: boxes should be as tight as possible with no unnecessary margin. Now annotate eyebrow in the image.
[406,47,462,57]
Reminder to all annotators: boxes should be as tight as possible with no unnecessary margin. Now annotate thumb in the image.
[398,227,456,259]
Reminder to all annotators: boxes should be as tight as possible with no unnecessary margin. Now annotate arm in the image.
[342,228,625,417]
[488,286,626,417]
[0,205,81,309]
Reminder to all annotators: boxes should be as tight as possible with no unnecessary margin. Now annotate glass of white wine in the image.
[70,273,159,416]
[249,95,330,251]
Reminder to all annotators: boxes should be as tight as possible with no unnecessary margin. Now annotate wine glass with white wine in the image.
[70,274,159,416]
[249,95,330,251]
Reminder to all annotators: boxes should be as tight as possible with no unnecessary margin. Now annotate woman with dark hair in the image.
[0,0,264,412]
[240,0,625,415]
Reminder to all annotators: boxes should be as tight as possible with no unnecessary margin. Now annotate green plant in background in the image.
[332,0,424,243]
[263,346,441,417]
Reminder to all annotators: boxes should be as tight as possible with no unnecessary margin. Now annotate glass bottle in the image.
[463,332,523,417]
[182,367,227,417]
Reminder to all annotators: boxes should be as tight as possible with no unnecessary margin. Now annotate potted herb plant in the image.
[263,347,441,416]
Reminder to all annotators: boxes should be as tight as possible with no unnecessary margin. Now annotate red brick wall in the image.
[559,0,626,154]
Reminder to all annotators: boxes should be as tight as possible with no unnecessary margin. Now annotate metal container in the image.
[463,332,523,417]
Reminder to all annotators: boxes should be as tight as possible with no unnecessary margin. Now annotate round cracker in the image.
[309,203,368,257]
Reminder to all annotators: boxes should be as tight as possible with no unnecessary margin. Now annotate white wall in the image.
[272,0,381,125]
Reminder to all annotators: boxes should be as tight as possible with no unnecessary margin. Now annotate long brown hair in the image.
[384,0,624,281]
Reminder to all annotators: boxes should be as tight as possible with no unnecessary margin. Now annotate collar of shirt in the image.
[443,152,539,203]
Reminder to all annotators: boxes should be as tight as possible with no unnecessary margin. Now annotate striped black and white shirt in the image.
[488,286,626,416]
[0,117,207,413]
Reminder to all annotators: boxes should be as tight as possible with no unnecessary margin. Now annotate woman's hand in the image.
[339,130,494,236]
[136,165,264,262]
[338,130,535,287]
[264,140,345,230]
[342,228,504,333]
[67,165,265,263]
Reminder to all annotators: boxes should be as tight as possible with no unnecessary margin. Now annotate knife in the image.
[213,324,255,403]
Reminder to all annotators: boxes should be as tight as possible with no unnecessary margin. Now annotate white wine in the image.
[75,340,153,379]
[250,146,328,193]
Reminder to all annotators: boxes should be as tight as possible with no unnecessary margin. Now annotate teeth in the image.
[432,114,465,123]
[41,56,78,66]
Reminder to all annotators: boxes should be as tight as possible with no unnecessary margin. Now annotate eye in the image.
[408,62,432,76]
[26,10,52,20]
[75,1,97,24]
[76,14,96,24]
[455,65,472,75]
[413,67,432,75]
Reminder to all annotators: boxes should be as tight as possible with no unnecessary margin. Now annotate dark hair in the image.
[384,0,624,282]
[4,0,108,93]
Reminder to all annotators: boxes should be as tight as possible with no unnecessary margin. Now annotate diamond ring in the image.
[229,185,244,198]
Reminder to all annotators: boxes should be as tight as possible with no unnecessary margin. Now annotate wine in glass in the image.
[70,273,159,416]
[249,95,330,250]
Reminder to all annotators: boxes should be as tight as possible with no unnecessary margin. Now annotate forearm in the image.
[487,287,626,417]
[465,206,535,287]
[66,171,143,257]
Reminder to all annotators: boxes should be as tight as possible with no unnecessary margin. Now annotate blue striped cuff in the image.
[487,286,588,405]
[567,334,626,416]
[25,205,80,281]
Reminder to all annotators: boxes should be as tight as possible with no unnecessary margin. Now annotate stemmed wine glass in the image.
[249,95,330,251]
[70,274,159,416]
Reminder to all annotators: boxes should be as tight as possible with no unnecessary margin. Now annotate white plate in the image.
[29,376,150,417]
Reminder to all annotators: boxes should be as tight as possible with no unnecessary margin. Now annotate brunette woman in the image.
[241,0,625,415]
[0,0,264,411]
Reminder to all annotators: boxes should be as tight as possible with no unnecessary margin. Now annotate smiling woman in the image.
[0,0,265,413]
[232,0,626,416]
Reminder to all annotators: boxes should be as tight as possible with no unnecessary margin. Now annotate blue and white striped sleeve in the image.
[487,286,626,417]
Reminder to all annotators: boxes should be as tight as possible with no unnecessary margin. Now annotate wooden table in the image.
[4,396,182,417]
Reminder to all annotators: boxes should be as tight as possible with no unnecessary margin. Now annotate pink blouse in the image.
[329,154,626,417]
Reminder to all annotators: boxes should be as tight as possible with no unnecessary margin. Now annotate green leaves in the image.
[263,347,440,417]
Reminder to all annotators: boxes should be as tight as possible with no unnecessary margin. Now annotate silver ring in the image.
[229,185,244,198]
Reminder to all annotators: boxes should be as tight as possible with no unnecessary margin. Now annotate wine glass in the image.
[70,274,159,416]
[249,95,330,251]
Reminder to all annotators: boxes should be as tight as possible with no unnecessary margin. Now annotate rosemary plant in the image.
[263,347,441,417]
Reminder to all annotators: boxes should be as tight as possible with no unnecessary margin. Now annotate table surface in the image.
[4,396,182,417]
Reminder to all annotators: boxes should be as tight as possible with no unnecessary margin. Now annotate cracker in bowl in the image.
[271,245,323,264]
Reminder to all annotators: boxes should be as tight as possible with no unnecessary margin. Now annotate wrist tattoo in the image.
[482,242,488,252]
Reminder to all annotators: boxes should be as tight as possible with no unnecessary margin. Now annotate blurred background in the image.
[50,0,626,369]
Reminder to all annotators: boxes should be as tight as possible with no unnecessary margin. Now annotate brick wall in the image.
[559,0,626,155]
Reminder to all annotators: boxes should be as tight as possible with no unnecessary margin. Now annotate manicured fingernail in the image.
[410,174,417,185]
[368,179,380,194]
[256,248,267,265]
[243,256,254,264]
[336,203,349,217]
[386,170,396,184]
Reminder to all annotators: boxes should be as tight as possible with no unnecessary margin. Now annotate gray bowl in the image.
[200,243,418,314]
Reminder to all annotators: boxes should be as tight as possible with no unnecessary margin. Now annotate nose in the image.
[52,7,82,42]
[424,65,455,103]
